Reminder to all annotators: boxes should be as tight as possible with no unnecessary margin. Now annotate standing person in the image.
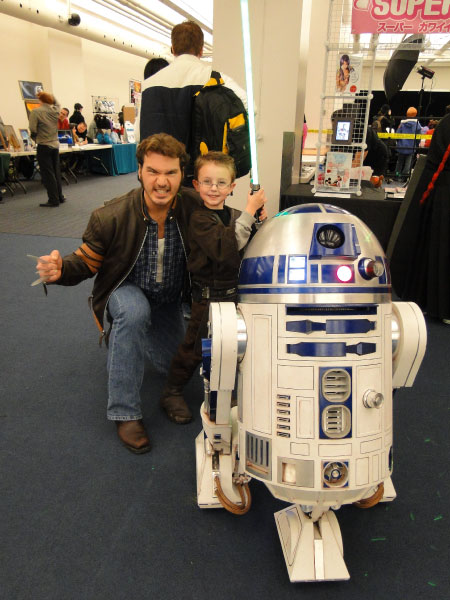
[160,152,267,423]
[394,107,422,182]
[143,57,169,79]
[390,113,450,324]
[69,103,85,125]
[371,104,394,134]
[137,20,246,182]
[57,107,70,130]
[34,134,201,454]
[28,91,65,208]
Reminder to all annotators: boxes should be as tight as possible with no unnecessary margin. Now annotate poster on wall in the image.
[335,54,363,94]
[129,79,142,104]
[19,81,44,100]
[352,0,450,34]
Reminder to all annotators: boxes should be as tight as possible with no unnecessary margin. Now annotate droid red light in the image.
[336,265,353,282]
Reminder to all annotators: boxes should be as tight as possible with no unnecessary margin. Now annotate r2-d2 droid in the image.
[196,203,426,582]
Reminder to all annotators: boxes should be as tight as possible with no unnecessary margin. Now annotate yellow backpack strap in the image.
[203,70,224,88]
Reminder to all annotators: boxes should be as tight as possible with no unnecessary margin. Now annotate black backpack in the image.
[191,71,251,178]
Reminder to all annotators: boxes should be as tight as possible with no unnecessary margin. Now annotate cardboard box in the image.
[122,105,136,124]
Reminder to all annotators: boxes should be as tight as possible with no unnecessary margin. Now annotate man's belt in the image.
[192,281,237,302]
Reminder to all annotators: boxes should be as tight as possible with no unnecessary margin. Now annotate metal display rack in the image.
[313,0,377,196]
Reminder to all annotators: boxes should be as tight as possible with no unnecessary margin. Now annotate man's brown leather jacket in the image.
[56,186,201,337]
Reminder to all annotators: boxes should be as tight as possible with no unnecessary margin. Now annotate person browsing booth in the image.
[34,134,202,454]
[160,152,267,424]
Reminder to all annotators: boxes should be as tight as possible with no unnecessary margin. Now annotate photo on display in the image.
[4,125,21,151]
[24,100,41,117]
[324,151,352,189]
[18,80,44,101]
[335,54,363,94]
[19,128,32,150]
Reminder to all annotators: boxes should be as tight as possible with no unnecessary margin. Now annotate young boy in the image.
[160,151,267,424]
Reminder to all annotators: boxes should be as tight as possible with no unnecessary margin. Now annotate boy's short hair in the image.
[136,133,189,170]
[194,151,236,182]
[171,21,204,57]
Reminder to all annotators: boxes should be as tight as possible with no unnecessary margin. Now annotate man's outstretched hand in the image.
[36,250,62,283]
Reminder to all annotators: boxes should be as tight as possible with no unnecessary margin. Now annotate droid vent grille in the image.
[322,406,351,438]
[246,433,272,479]
[322,369,351,402]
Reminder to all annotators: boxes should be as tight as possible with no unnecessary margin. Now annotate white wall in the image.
[0,12,147,132]
[213,0,310,217]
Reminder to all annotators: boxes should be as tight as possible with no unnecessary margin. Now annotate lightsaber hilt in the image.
[250,180,262,224]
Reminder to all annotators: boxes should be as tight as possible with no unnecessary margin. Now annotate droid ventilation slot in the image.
[322,406,351,438]
[322,369,351,403]
[245,432,272,479]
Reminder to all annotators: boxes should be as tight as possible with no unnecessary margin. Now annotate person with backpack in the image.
[160,152,266,424]
[394,106,422,182]
[137,20,247,184]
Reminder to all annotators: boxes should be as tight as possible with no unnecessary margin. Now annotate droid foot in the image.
[275,505,350,582]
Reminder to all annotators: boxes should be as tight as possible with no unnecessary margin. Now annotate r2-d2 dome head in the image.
[238,203,389,305]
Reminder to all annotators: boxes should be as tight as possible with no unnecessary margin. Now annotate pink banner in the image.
[352,0,450,34]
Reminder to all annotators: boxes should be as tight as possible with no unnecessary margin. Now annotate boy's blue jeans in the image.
[106,282,185,421]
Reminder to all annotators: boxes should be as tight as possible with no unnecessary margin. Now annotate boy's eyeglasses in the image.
[198,179,231,190]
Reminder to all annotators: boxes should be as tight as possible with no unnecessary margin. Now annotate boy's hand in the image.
[36,250,62,283]
[258,206,268,222]
[245,187,266,217]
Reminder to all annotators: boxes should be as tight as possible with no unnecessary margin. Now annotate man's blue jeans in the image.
[106,282,185,421]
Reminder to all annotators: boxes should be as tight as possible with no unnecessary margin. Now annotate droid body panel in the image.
[196,204,426,582]
[237,204,393,507]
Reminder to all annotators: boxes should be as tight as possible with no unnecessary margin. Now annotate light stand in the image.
[405,66,434,184]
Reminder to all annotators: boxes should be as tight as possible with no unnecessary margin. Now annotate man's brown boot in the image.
[115,419,151,454]
[160,386,192,424]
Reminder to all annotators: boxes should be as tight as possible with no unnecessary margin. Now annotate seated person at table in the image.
[160,151,267,423]
[71,121,93,146]
[57,107,70,130]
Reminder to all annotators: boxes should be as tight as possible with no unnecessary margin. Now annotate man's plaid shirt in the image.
[127,207,186,305]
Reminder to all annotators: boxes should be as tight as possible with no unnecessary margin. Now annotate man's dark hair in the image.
[136,133,189,170]
[171,21,203,56]
[144,57,169,79]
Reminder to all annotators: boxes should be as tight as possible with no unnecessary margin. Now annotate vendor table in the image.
[279,182,402,251]
[88,143,137,176]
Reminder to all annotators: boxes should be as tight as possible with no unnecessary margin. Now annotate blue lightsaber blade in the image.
[240,0,259,190]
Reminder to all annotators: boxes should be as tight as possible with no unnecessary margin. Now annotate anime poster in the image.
[335,54,363,94]
[129,79,142,104]
[324,152,352,189]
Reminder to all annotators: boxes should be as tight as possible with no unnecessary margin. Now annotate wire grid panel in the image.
[313,0,376,196]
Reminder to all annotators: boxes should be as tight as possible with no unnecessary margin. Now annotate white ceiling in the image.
[68,0,213,58]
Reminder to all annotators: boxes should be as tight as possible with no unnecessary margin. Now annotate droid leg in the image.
[195,405,242,508]
[274,506,350,582]
[196,303,250,511]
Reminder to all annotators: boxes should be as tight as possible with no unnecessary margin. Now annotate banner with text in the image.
[352,0,450,34]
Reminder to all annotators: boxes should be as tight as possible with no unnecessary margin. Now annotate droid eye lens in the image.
[317,225,345,249]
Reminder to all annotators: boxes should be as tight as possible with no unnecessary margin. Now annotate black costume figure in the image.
[390,113,450,322]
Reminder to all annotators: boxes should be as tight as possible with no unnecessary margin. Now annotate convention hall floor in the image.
[1,173,447,600]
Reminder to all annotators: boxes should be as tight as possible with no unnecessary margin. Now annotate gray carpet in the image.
[0,172,139,238]
[1,195,448,599]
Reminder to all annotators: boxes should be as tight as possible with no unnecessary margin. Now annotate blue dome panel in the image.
[322,204,351,214]
[239,256,275,285]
